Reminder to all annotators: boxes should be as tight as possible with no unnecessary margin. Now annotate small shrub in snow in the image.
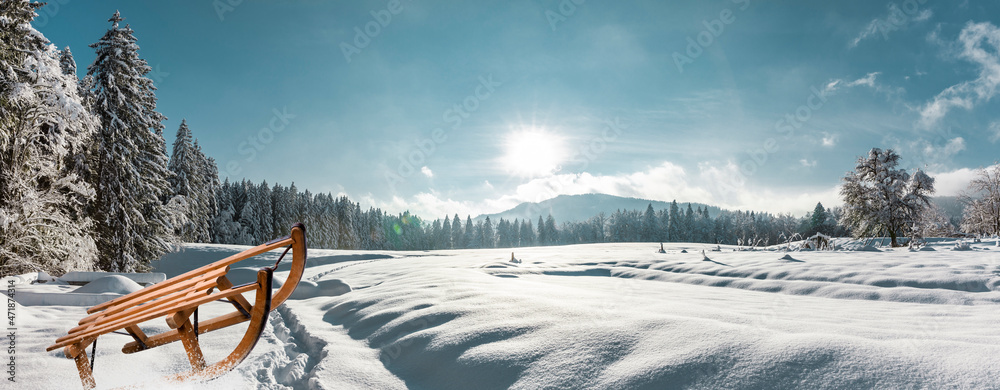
[953,241,972,251]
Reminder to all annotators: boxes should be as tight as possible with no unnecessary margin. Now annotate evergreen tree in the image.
[193,140,218,242]
[451,214,462,249]
[88,11,174,271]
[544,214,558,245]
[684,203,695,242]
[537,215,547,245]
[667,200,680,242]
[0,0,100,274]
[520,219,535,247]
[167,119,203,241]
[58,46,76,76]
[641,203,657,242]
[481,216,495,248]
[463,215,475,249]
[805,202,828,236]
[440,215,452,249]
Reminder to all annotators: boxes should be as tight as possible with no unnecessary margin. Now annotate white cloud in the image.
[929,164,1000,196]
[821,132,837,147]
[930,167,978,196]
[850,4,933,48]
[891,136,966,172]
[919,22,1000,128]
[990,121,1000,143]
[421,166,433,177]
[913,9,933,22]
[822,72,882,96]
[370,161,844,219]
[848,72,878,88]
[800,159,817,168]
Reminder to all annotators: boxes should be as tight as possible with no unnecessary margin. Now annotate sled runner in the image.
[47,223,308,389]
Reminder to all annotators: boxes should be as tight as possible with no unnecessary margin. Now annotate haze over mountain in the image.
[475,193,722,223]
[474,193,967,227]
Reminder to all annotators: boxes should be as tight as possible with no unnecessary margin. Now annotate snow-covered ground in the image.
[8,238,1000,389]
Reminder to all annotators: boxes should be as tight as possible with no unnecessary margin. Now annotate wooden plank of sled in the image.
[84,236,294,315]
[49,282,258,351]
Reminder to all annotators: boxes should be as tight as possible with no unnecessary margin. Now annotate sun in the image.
[502,129,568,177]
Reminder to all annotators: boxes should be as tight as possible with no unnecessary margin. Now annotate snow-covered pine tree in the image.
[58,46,76,76]
[521,219,535,246]
[495,218,510,248]
[255,181,273,242]
[88,12,174,271]
[0,0,100,275]
[236,180,259,245]
[441,215,452,249]
[537,215,547,245]
[683,204,695,242]
[464,215,475,248]
[482,216,495,248]
[211,178,240,244]
[451,214,462,248]
[167,119,203,241]
[839,148,934,247]
[544,214,558,245]
[193,140,219,242]
[641,203,656,242]
[667,200,680,242]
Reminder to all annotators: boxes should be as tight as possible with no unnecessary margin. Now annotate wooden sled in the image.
[47,223,308,389]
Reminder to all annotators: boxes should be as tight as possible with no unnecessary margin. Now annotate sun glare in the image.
[502,129,568,177]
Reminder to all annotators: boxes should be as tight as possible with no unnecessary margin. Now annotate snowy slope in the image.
[10,238,1000,389]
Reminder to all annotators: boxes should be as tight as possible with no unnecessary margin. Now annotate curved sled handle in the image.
[169,267,273,383]
[270,223,307,308]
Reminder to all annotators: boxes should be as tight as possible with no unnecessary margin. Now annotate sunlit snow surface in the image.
[12,238,1000,389]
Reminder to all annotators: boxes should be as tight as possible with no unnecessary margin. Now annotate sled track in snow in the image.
[307,257,396,283]
[248,305,330,389]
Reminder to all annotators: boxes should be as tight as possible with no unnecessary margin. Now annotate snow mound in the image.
[72,275,144,294]
[857,245,882,252]
[779,254,803,262]
[290,279,352,300]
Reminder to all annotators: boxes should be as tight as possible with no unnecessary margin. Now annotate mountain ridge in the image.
[474,193,722,224]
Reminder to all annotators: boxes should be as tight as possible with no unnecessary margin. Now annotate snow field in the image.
[9,238,1000,389]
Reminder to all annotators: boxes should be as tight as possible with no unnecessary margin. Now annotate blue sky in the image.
[37,0,1000,218]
